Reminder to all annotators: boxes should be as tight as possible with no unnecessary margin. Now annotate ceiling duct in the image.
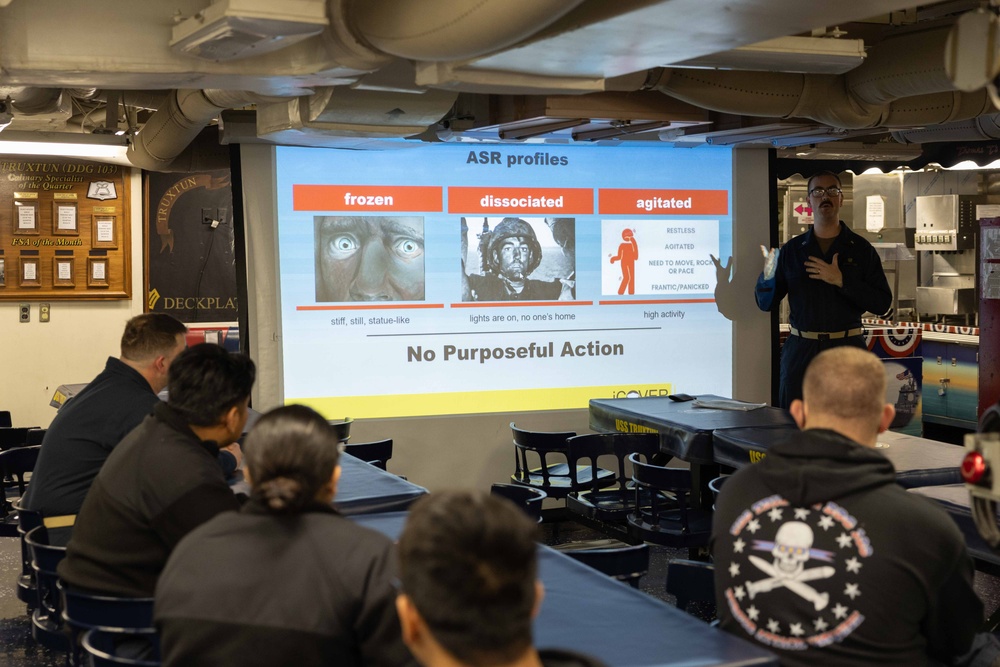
[256,85,458,142]
[652,23,996,131]
[348,0,583,62]
[128,88,285,171]
[891,113,1000,143]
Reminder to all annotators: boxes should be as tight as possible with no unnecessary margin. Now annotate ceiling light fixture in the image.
[572,121,670,142]
[498,118,588,141]
[0,131,130,165]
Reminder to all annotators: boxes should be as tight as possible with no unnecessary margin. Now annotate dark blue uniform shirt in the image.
[23,357,160,517]
[755,222,892,331]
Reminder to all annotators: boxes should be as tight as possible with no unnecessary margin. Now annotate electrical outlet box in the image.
[202,207,226,227]
[39,303,50,323]
[18,303,29,323]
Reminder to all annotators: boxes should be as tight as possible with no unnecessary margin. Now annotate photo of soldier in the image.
[314,216,425,302]
[461,217,575,302]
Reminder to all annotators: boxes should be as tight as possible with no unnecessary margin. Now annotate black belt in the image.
[789,326,863,341]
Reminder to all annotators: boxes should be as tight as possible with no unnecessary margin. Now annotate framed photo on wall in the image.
[87,257,109,287]
[19,257,40,287]
[0,257,6,287]
[13,199,39,235]
[92,214,118,249]
[52,200,79,235]
[53,257,75,287]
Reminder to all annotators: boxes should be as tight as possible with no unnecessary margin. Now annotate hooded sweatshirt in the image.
[712,428,981,667]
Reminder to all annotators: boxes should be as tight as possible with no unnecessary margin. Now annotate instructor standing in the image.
[756,171,891,408]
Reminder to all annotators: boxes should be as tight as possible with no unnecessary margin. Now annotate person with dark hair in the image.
[154,405,413,667]
[58,344,255,598]
[396,491,605,667]
[756,171,892,408]
[466,217,575,302]
[713,347,992,665]
[23,313,191,520]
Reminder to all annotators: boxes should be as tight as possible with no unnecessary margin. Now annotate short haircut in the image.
[803,347,885,427]
[807,170,843,192]
[167,343,256,427]
[120,313,187,362]
[398,491,540,666]
[244,405,340,513]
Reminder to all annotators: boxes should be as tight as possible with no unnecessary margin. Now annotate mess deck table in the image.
[589,395,794,506]
[908,484,1000,570]
[352,511,778,667]
[713,426,964,488]
[589,395,794,464]
[230,452,427,515]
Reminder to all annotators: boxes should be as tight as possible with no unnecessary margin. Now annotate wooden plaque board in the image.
[0,158,130,300]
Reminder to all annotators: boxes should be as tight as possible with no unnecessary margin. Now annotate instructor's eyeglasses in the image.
[809,187,842,198]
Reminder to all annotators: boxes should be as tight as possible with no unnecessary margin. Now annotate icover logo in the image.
[610,387,671,398]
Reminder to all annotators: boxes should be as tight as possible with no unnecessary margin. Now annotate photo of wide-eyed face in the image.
[315,216,425,302]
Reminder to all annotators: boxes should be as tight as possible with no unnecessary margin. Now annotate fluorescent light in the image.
[936,159,1000,170]
[673,36,866,74]
[498,119,587,140]
[0,131,130,165]
[572,121,669,142]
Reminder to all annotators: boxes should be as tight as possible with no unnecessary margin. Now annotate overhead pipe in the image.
[127,89,285,171]
[652,23,995,131]
[8,87,64,115]
[348,0,583,61]
[891,113,1000,143]
[129,0,574,171]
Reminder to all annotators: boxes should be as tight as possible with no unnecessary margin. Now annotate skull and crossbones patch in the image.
[721,494,872,650]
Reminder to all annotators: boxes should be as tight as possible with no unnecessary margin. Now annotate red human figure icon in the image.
[610,229,638,295]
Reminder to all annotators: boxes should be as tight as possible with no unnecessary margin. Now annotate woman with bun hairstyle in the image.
[154,405,414,667]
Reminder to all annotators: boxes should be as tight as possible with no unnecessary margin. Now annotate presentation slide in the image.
[275,144,733,418]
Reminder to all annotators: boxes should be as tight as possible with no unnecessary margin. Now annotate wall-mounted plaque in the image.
[0,158,130,301]
[13,198,39,235]
[92,213,117,249]
[19,257,40,287]
[53,257,75,287]
[53,199,79,235]
[87,257,109,287]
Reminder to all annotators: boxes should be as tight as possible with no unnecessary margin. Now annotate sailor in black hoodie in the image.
[713,347,988,666]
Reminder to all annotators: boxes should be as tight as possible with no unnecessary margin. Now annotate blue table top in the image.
[589,395,794,464]
[352,512,777,667]
[713,427,963,488]
[231,453,427,516]
[909,484,1000,568]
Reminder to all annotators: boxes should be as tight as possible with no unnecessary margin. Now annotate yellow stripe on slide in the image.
[288,383,674,419]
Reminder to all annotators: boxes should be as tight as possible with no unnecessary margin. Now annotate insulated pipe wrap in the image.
[655,23,990,133]
[128,89,266,171]
[789,75,882,128]
[891,111,1000,143]
[846,27,955,105]
[882,90,993,127]
[654,69,805,117]
[349,0,584,61]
